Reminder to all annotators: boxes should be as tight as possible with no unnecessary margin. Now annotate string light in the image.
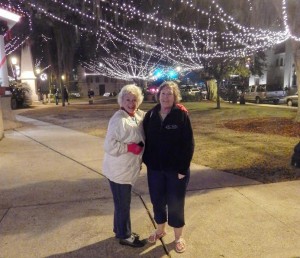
[2,0,300,79]
[82,52,169,81]
[1,1,32,54]
[5,36,30,55]
[21,0,290,56]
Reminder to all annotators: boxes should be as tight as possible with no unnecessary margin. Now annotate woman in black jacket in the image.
[143,81,194,253]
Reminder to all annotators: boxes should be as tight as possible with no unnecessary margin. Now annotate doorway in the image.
[99,84,105,95]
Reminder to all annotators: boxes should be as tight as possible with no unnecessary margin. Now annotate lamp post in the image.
[61,74,66,106]
[35,68,42,101]
[40,72,48,103]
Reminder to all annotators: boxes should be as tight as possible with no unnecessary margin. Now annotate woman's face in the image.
[159,86,175,109]
[122,93,138,114]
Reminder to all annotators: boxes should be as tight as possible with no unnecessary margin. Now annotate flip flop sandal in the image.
[175,238,186,253]
[148,231,166,244]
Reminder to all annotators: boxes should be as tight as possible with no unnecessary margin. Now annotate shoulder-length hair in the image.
[117,84,144,107]
[155,81,182,103]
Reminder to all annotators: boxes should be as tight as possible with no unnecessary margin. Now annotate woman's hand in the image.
[178,173,185,179]
[127,143,143,155]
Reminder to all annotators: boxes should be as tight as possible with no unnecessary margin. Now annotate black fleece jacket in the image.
[142,104,194,175]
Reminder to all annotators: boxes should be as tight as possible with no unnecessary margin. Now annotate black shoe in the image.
[115,232,140,239]
[119,236,146,248]
[131,232,140,239]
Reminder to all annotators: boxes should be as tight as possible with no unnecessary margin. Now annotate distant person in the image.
[88,88,95,104]
[63,87,69,105]
[54,88,59,105]
[143,81,194,253]
[102,84,146,248]
[37,88,42,101]
[88,88,95,99]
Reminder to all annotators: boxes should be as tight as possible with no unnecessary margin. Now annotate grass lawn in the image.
[19,98,300,183]
[180,101,300,183]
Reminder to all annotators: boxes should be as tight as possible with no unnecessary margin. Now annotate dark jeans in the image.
[108,180,132,239]
[147,168,190,228]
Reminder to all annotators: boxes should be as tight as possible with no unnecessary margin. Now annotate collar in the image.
[121,107,135,117]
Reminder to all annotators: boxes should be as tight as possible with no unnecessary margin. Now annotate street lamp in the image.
[11,56,17,66]
[61,74,66,106]
[10,56,20,81]
[176,66,182,72]
[35,67,42,101]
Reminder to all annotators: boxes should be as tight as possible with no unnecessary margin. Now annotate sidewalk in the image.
[0,115,299,258]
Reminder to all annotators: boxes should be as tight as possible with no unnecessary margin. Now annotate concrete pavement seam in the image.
[0,208,10,226]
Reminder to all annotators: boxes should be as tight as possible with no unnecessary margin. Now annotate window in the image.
[292,68,297,86]
[280,58,284,67]
[257,85,266,92]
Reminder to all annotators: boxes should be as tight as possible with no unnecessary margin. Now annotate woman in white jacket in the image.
[102,84,146,248]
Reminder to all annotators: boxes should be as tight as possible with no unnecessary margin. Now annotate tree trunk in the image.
[216,81,221,109]
[52,21,77,107]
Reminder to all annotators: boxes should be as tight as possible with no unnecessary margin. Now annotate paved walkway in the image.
[0,115,299,258]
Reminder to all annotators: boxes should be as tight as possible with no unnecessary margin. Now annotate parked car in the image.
[70,92,81,98]
[197,85,208,99]
[244,84,286,104]
[219,83,244,102]
[180,86,201,95]
[180,87,203,101]
[283,92,298,106]
[187,88,200,96]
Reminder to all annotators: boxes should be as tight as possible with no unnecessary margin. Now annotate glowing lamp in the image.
[167,69,178,79]
[153,68,163,78]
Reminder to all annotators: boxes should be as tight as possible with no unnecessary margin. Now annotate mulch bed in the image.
[223,117,300,138]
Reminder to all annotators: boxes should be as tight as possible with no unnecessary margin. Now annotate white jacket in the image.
[102,109,145,185]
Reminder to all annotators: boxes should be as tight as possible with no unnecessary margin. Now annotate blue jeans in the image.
[147,168,190,228]
[108,180,132,239]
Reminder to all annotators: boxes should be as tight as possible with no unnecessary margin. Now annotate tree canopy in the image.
[1,0,299,104]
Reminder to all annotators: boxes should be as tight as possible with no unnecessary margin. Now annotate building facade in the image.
[77,66,132,97]
[249,39,297,94]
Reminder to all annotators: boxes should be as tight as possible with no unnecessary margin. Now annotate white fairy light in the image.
[3,0,300,77]
[82,51,170,81]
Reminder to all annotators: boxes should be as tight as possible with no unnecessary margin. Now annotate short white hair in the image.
[117,84,144,107]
